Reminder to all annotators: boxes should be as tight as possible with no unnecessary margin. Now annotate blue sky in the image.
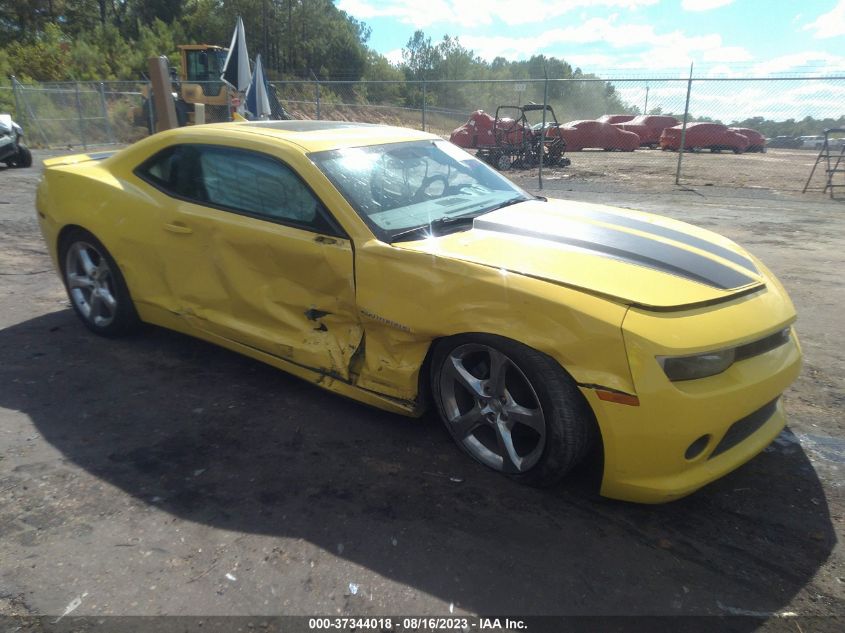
[337,0,845,77]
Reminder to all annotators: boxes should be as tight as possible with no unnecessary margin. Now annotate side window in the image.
[137,145,205,200]
[137,144,339,234]
[198,147,323,229]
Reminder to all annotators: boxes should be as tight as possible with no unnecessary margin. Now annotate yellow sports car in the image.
[35,121,802,503]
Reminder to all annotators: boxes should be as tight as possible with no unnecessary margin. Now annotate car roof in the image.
[205,120,438,152]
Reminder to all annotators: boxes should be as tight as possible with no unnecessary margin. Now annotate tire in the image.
[430,333,595,487]
[13,145,32,168]
[59,228,140,337]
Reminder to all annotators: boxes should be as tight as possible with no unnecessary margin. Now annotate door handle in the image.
[164,222,193,235]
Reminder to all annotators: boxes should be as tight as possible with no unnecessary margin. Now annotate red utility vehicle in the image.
[450,106,569,169]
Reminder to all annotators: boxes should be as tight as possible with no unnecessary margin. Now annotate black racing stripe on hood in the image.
[474,217,756,290]
[563,206,758,273]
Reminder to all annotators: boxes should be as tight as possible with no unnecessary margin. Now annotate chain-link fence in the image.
[5,74,844,195]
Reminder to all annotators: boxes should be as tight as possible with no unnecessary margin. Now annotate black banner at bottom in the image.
[0,615,840,633]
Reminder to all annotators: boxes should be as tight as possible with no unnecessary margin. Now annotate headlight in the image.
[658,348,736,381]
[656,327,791,382]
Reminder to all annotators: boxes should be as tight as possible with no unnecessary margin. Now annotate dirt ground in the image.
[508,146,834,193]
[0,149,843,630]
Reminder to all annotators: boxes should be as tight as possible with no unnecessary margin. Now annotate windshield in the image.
[310,140,530,242]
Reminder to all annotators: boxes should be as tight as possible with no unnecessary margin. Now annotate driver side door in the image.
[135,142,363,380]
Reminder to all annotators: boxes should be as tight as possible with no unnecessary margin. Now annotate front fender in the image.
[353,240,634,403]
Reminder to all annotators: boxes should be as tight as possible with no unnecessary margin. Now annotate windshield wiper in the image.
[390,214,480,243]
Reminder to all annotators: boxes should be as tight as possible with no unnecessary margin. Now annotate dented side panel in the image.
[353,239,634,402]
[144,194,362,380]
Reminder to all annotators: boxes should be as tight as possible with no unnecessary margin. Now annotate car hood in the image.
[393,199,765,310]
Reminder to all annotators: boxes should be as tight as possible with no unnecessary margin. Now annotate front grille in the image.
[709,399,779,458]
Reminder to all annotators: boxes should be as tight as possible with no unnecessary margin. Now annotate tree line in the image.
[3,1,838,134]
[1,1,632,118]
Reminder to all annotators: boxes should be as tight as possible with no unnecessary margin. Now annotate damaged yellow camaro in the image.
[36,121,802,503]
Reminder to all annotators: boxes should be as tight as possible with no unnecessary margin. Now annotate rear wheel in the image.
[431,334,594,486]
[59,229,139,337]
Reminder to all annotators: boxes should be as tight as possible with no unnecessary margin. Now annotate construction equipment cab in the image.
[178,45,230,110]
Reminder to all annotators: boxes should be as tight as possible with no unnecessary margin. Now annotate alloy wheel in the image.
[65,241,118,328]
[439,343,547,473]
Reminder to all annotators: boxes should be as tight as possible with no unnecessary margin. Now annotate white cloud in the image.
[616,79,845,121]
[703,64,741,78]
[384,48,404,65]
[701,46,753,63]
[751,51,845,75]
[681,0,735,10]
[338,0,658,28]
[803,0,845,39]
[458,16,746,73]
[687,83,845,120]
[461,17,693,56]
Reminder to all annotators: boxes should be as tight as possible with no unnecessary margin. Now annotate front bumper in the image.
[587,280,802,503]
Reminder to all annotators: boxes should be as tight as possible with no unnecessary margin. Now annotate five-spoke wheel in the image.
[65,241,119,328]
[438,343,546,474]
[431,334,594,486]
[60,229,139,336]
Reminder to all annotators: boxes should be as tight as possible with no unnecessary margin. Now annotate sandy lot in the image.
[0,150,843,630]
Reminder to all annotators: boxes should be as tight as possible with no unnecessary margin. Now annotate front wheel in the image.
[13,144,32,168]
[430,334,595,486]
[59,229,140,337]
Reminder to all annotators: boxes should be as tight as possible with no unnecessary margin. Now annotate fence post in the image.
[98,82,115,144]
[146,81,155,135]
[310,70,321,119]
[10,75,23,123]
[421,79,427,131]
[74,82,88,150]
[539,70,549,190]
[13,76,50,148]
[675,63,694,185]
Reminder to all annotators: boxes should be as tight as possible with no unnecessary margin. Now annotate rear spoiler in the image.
[43,150,117,168]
